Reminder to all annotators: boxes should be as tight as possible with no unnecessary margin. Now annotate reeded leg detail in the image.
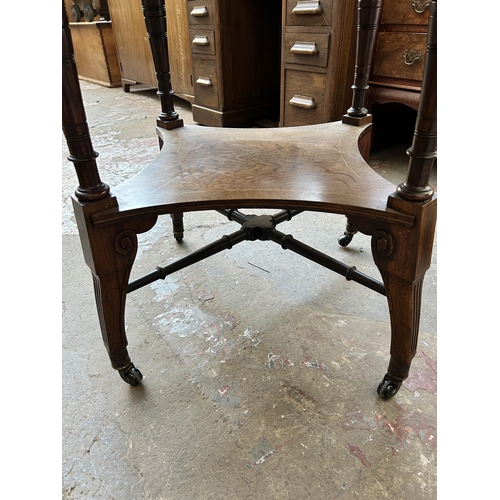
[375,274,425,399]
[91,257,135,372]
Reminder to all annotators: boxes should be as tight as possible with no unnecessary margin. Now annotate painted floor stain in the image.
[341,407,436,452]
[211,384,241,407]
[403,351,437,395]
[266,353,327,370]
[246,439,276,469]
[240,326,261,348]
[346,442,371,467]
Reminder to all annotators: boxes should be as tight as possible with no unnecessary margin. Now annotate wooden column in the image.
[396,0,437,201]
[62,5,109,201]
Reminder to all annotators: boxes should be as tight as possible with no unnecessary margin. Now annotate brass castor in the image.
[338,231,355,247]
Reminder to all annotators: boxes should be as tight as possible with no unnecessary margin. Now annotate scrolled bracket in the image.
[115,230,138,256]
[372,230,395,259]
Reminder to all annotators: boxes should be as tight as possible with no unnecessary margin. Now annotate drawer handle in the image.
[291,41,319,55]
[402,49,422,66]
[192,35,210,46]
[196,77,213,87]
[292,1,322,15]
[190,6,209,17]
[289,95,316,109]
[411,1,430,14]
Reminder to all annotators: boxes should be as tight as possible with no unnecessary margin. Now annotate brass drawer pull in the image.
[196,77,213,87]
[411,1,430,14]
[292,1,322,15]
[190,6,209,17]
[192,35,210,46]
[402,49,422,66]
[289,95,316,109]
[291,41,319,55]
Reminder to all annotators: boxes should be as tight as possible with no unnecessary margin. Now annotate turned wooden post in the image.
[62,5,109,201]
[397,0,437,201]
[343,0,383,125]
[141,0,184,130]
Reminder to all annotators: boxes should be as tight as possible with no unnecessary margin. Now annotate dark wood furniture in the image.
[62,0,437,400]
[367,0,431,111]
[279,0,358,126]
[186,0,282,127]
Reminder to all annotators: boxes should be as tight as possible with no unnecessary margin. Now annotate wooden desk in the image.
[186,0,282,127]
[279,0,357,127]
[105,0,355,127]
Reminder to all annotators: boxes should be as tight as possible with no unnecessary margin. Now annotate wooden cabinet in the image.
[280,0,357,127]
[106,0,157,90]
[367,0,431,110]
[186,0,282,127]
[106,0,194,101]
[69,21,121,88]
[165,0,194,103]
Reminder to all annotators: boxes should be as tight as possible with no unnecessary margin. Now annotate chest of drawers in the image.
[280,0,357,127]
[186,0,282,127]
[367,0,431,110]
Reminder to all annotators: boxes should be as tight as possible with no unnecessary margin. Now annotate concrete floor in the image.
[62,82,437,499]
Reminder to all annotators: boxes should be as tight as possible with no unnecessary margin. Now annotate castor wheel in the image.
[377,374,402,399]
[338,231,354,247]
[71,5,82,22]
[119,364,143,386]
[83,3,95,22]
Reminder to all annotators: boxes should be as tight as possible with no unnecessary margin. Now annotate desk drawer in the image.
[284,32,329,67]
[192,60,219,108]
[372,32,427,82]
[189,29,216,55]
[381,0,430,25]
[286,0,333,27]
[186,0,215,25]
[283,69,326,126]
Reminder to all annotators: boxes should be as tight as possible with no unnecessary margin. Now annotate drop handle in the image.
[402,49,422,66]
[196,77,213,87]
[289,95,316,109]
[192,35,210,46]
[411,1,430,14]
[290,42,319,55]
[190,6,208,17]
[292,1,322,15]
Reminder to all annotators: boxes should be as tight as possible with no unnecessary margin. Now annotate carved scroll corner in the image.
[115,230,138,256]
[372,230,395,258]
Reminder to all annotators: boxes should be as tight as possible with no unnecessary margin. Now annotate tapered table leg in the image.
[73,196,157,384]
[362,195,437,398]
